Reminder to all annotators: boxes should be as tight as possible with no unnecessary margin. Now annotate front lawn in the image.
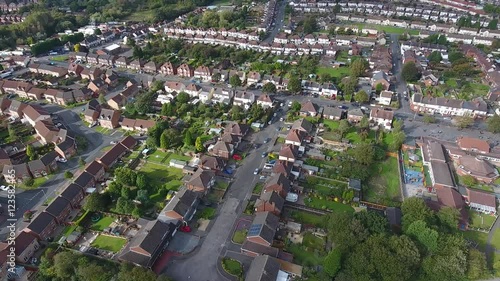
[95,126,112,135]
[221,258,243,278]
[22,176,51,190]
[91,216,114,231]
[304,197,354,213]
[140,162,184,191]
[469,210,496,230]
[90,235,127,252]
[365,157,401,206]
[253,183,264,194]
[232,229,247,244]
[50,55,69,61]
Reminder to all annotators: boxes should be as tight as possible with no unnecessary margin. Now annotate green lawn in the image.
[322,120,376,144]
[287,243,325,267]
[316,66,351,78]
[490,229,500,250]
[253,183,264,194]
[215,180,229,190]
[140,162,184,191]
[469,210,496,230]
[22,176,51,190]
[62,225,78,237]
[210,0,233,5]
[95,126,112,135]
[468,82,489,96]
[336,50,349,62]
[146,150,191,164]
[222,258,243,277]
[445,78,458,88]
[232,229,247,244]
[304,197,354,213]
[423,165,433,187]
[91,216,115,231]
[365,157,401,206]
[302,232,325,251]
[90,235,127,252]
[125,9,156,22]
[50,55,69,62]
[289,210,325,227]
[462,230,489,251]
[354,23,419,35]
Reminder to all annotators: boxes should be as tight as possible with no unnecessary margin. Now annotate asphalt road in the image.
[164,113,285,280]
[263,0,288,43]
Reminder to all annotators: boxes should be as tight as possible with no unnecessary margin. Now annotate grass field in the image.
[91,216,114,231]
[305,197,354,213]
[469,210,496,230]
[140,162,184,191]
[91,235,127,252]
[365,157,401,206]
[146,150,191,165]
[462,230,489,251]
[125,9,156,22]
[354,23,419,35]
[50,55,69,62]
[316,66,351,78]
[232,229,247,244]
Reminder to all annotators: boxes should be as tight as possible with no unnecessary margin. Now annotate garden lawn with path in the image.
[469,210,496,230]
[365,157,402,206]
[91,235,127,252]
[304,197,354,213]
[288,210,325,228]
[287,233,327,267]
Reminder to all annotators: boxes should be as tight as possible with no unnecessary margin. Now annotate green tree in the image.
[262,82,277,94]
[350,58,367,77]
[402,62,421,82]
[291,100,301,112]
[135,91,156,114]
[302,16,318,34]
[176,92,190,104]
[229,74,241,87]
[406,220,439,253]
[375,83,384,94]
[428,51,443,64]
[354,90,369,103]
[351,142,375,165]
[98,93,106,104]
[389,131,406,151]
[26,144,37,160]
[423,114,436,124]
[355,210,389,234]
[488,19,498,30]
[436,207,459,233]
[94,28,102,35]
[64,171,73,179]
[212,72,221,82]
[341,77,358,96]
[74,43,81,52]
[359,116,369,129]
[183,129,194,147]
[287,77,302,93]
[117,263,158,281]
[78,157,86,166]
[467,248,488,280]
[83,192,109,212]
[135,173,148,190]
[53,251,78,279]
[195,136,205,152]
[324,248,342,277]
[401,197,434,231]
[319,73,333,83]
[337,119,351,138]
[114,167,137,186]
[160,130,169,150]
[487,114,500,133]
[77,263,113,281]
[454,115,474,129]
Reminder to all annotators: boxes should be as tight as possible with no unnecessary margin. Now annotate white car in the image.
[253,168,259,175]
[285,193,299,202]
[110,141,117,145]
[56,157,67,163]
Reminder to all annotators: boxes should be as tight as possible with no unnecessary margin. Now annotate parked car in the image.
[262,152,268,158]
[285,193,299,202]
[264,138,271,143]
[253,168,259,175]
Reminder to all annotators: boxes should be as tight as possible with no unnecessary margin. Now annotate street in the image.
[165,113,285,280]
[263,0,288,44]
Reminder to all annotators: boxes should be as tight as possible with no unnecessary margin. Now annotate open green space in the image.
[490,228,500,250]
[288,210,325,227]
[365,157,401,206]
[354,23,419,35]
[140,162,184,191]
[90,235,127,252]
[469,210,496,230]
[232,229,247,244]
[221,258,243,278]
[304,197,354,213]
[462,230,489,251]
[467,82,489,96]
[303,176,348,196]
[146,150,191,164]
[336,50,349,62]
[50,55,69,62]
[125,9,156,22]
[316,66,350,78]
[91,216,115,231]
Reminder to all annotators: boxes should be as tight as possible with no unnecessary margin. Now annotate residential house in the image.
[115,56,130,68]
[273,160,293,178]
[44,89,64,104]
[302,81,321,95]
[322,107,344,120]
[6,99,27,118]
[199,155,226,174]
[44,196,72,224]
[264,173,291,198]
[419,138,456,189]
[347,108,366,123]
[73,171,96,189]
[279,144,298,163]
[143,61,158,73]
[127,59,144,71]
[87,78,107,94]
[98,54,116,66]
[84,108,100,124]
[177,63,194,77]
[245,255,281,281]
[225,122,249,137]
[86,53,100,65]
[28,159,49,178]
[291,118,313,134]
[119,220,178,268]
[157,187,200,224]
[80,67,102,81]
[410,93,488,117]
[255,191,285,216]
[3,163,31,184]
[246,71,261,86]
[104,72,119,87]
[98,143,129,169]
[246,211,279,247]
[67,63,84,76]
[371,71,390,90]
[98,109,121,129]
[84,160,105,181]
[14,231,40,263]
[379,90,394,106]
[59,183,85,208]
[233,91,255,109]
[55,136,77,160]
[210,140,234,159]
[457,155,499,183]
[160,62,177,75]
[40,151,58,173]
[164,81,186,93]
[186,168,215,195]
[285,129,306,146]
[23,212,57,240]
[34,120,64,145]
[22,104,50,127]
[194,66,212,82]
[321,83,338,98]
[300,100,319,117]
[369,108,394,130]
[55,91,76,106]
[184,83,202,97]
[26,87,45,101]
[256,94,274,108]
[457,137,490,154]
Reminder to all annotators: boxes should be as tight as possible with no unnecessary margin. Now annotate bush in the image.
[64,171,73,179]
[199,207,216,219]
[222,258,243,277]
[23,178,34,187]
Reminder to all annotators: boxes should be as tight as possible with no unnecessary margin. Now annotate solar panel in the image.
[247,224,263,236]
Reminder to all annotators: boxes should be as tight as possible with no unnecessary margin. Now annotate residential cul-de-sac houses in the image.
[410,93,488,117]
